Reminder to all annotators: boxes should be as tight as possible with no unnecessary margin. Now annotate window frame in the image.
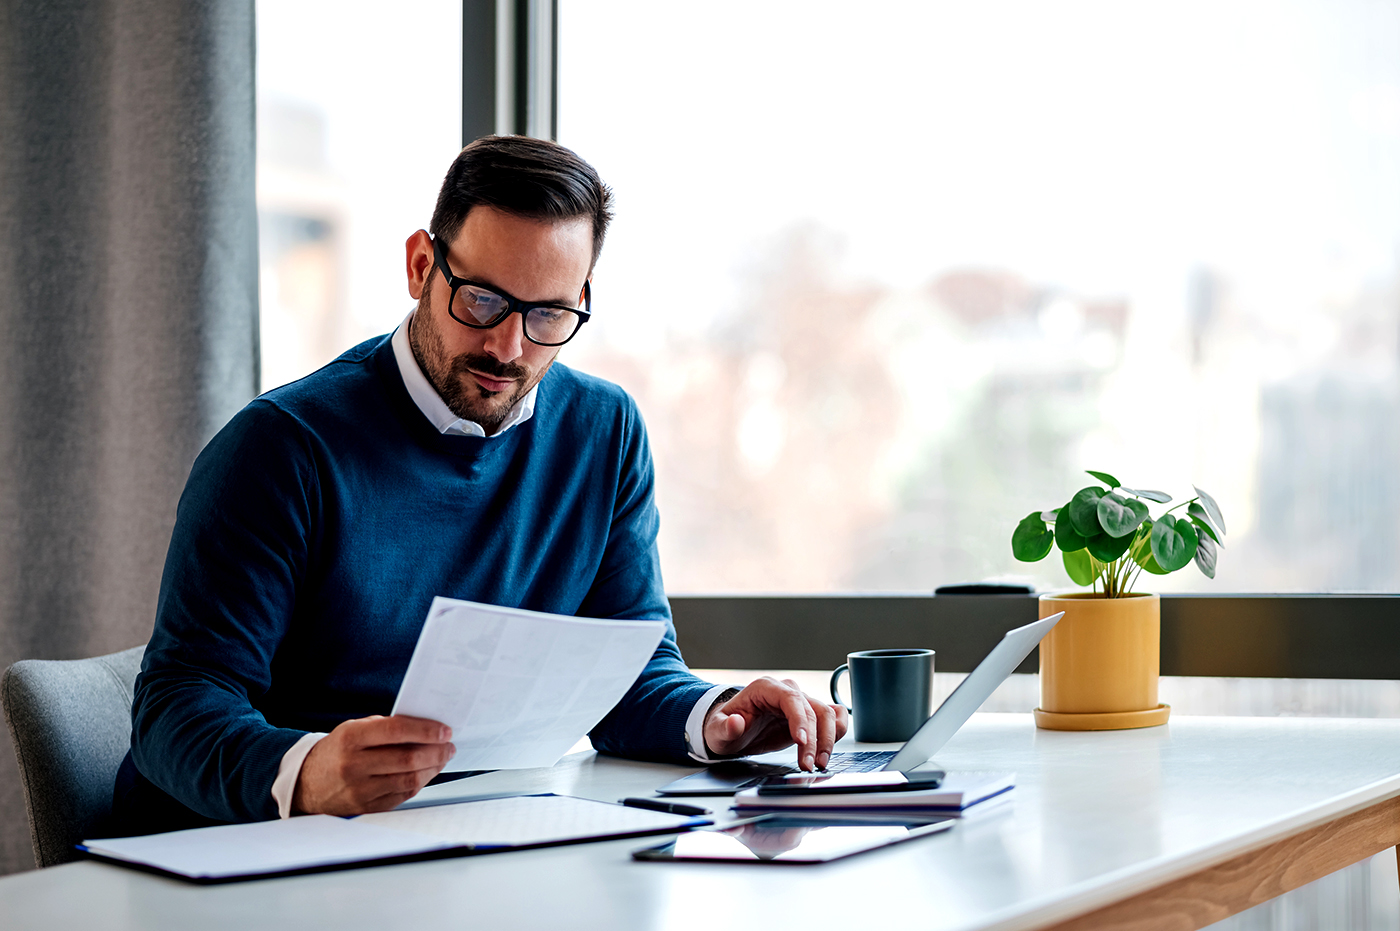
[466,7,1400,678]
[669,594,1400,677]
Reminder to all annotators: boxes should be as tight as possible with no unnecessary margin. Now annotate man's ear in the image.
[406,230,434,300]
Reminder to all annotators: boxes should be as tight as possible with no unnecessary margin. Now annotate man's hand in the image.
[293,715,455,816]
[702,678,849,771]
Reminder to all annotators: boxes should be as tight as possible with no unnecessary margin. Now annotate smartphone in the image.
[755,770,945,796]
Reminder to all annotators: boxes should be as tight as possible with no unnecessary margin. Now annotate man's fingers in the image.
[833,703,850,740]
[703,678,843,764]
[779,680,818,770]
[355,741,456,777]
[341,714,452,750]
[812,697,838,770]
[703,710,748,755]
[350,763,448,810]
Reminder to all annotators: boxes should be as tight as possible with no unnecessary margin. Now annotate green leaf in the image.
[1085,470,1120,488]
[1194,533,1218,579]
[1068,487,1106,536]
[1086,529,1134,562]
[1187,502,1222,545]
[1012,512,1054,561]
[1055,505,1088,551]
[1128,521,1169,574]
[1062,547,1096,585]
[1150,514,1198,572]
[1122,487,1172,504]
[1040,508,1060,523]
[1193,486,1227,536]
[1097,492,1149,538]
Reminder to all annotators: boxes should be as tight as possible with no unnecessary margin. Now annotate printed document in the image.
[357,794,702,847]
[81,796,704,882]
[392,597,667,771]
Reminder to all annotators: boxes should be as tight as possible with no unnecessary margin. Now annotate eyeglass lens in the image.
[451,284,583,345]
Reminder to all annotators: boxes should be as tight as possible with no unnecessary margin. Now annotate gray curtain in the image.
[0,0,259,873]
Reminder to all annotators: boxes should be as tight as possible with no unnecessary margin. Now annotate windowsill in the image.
[692,669,1400,718]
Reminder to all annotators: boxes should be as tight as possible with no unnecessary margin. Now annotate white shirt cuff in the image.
[271,732,328,819]
[683,684,742,763]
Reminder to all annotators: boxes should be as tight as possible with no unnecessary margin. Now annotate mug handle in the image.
[830,664,851,710]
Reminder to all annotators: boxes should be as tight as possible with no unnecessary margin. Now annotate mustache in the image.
[452,352,528,382]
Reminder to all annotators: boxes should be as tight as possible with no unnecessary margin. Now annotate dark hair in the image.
[429,135,614,268]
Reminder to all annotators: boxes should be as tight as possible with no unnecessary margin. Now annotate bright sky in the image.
[256,0,462,337]
[254,0,1400,357]
[559,0,1400,352]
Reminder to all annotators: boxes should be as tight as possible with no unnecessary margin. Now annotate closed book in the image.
[732,771,1014,813]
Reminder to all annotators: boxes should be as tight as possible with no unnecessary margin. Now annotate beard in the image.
[408,287,547,435]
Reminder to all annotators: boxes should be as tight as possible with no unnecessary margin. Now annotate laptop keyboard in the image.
[821,750,896,773]
[734,750,895,788]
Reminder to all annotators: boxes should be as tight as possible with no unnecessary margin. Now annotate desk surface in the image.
[5,714,1400,931]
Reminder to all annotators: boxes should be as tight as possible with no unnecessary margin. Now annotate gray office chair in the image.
[1,645,144,868]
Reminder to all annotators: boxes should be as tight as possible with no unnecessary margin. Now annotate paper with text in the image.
[392,597,667,771]
[357,794,698,846]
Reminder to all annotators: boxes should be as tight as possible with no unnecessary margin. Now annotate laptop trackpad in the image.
[656,760,798,796]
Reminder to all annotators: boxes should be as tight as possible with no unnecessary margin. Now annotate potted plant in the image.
[1010,470,1226,730]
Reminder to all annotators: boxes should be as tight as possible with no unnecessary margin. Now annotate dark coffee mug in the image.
[830,649,935,743]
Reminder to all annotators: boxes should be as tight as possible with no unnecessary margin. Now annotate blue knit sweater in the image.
[115,334,712,828]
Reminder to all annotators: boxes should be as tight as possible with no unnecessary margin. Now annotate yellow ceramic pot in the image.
[1033,591,1170,730]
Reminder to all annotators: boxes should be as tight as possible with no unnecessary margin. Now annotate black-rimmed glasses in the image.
[431,236,591,347]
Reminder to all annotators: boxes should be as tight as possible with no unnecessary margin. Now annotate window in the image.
[255,1,462,392]
[557,0,1400,594]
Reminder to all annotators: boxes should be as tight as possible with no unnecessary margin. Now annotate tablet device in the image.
[631,817,953,864]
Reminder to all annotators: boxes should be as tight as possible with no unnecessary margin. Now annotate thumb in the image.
[706,710,748,752]
[724,711,748,740]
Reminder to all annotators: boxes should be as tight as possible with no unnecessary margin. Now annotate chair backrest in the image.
[1,645,144,868]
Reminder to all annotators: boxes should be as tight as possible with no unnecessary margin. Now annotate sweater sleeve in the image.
[583,398,715,764]
[130,402,318,822]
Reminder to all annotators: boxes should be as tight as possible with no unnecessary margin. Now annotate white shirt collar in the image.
[390,312,537,438]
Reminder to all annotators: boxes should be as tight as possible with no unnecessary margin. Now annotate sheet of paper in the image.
[392,597,667,771]
[81,816,454,880]
[357,794,700,847]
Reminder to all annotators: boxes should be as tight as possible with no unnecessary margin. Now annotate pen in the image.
[619,797,711,816]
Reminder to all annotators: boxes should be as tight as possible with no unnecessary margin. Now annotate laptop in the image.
[656,612,1063,795]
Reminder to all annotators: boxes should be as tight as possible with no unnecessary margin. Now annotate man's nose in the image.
[482,312,525,363]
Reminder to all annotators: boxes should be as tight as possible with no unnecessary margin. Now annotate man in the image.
[112,136,846,832]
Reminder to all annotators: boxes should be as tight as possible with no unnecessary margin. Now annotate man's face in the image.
[405,205,593,434]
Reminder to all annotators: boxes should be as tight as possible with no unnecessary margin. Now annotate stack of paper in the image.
[732,771,1015,813]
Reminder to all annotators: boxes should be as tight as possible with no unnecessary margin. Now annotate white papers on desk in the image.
[81,795,705,883]
[356,794,701,847]
[392,597,667,771]
[80,816,456,881]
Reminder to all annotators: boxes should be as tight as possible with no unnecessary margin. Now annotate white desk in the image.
[4,714,1400,931]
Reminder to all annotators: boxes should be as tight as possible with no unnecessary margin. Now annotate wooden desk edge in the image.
[1032,791,1400,931]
